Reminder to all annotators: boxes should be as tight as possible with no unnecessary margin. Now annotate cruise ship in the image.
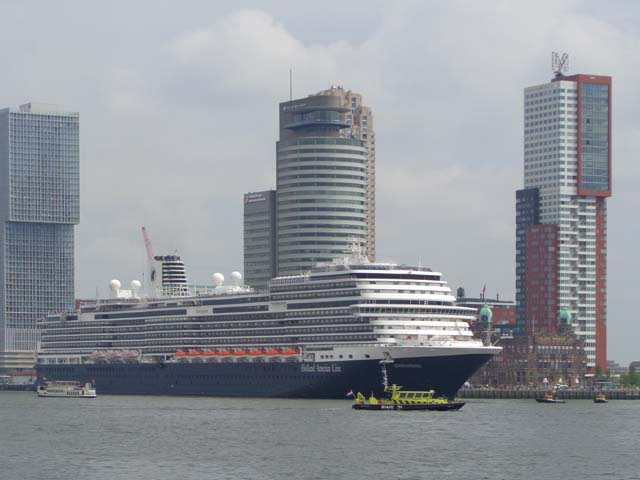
[36,249,500,399]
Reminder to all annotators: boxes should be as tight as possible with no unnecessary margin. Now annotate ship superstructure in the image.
[150,254,189,297]
[37,254,499,398]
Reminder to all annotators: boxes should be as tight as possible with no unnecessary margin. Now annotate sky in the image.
[0,0,638,364]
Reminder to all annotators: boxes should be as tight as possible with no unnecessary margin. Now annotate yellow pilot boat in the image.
[594,392,607,403]
[535,392,566,403]
[352,384,465,411]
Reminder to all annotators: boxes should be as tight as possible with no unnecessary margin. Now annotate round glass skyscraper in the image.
[276,93,368,275]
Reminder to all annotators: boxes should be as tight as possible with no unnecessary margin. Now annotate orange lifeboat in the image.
[203,350,216,356]
[264,348,281,356]
[233,348,249,356]
[218,349,232,356]
[281,347,300,355]
[188,350,200,357]
[248,348,263,356]
[175,351,187,357]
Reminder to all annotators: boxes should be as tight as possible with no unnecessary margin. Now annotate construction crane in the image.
[141,226,155,263]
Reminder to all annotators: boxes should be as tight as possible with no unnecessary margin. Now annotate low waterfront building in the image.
[456,289,516,336]
[0,350,35,374]
[470,306,586,387]
[606,360,627,376]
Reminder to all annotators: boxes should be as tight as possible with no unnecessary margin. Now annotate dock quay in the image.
[0,383,35,392]
[459,388,640,400]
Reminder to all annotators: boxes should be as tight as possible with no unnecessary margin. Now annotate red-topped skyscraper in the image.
[516,56,611,372]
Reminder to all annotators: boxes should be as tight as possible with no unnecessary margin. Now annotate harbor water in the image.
[1,392,638,480]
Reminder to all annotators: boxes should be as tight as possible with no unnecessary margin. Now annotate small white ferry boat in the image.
[37,381,96,398]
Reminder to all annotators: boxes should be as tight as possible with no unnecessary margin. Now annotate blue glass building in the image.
[0,103,79,371]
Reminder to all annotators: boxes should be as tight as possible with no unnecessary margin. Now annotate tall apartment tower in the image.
[276,87,373,275]
[0,103,79,372]
[337,89,376,261]
[243,190,277,290]
[516,72,611,371]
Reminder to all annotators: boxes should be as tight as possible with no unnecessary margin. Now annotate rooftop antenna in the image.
[289,68,293,101]
[552,52,569,77]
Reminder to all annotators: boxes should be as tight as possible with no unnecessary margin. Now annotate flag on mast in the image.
[482,283,486,298]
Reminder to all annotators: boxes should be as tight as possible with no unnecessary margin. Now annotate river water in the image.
[1,392,638,480]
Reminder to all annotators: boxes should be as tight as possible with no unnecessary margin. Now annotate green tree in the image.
[621,365,640,387]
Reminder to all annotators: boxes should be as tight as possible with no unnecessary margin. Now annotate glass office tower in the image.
[0,103,79,371]
[243,190,277,290]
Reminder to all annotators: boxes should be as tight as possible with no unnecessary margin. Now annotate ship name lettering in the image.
[301,364,316,373]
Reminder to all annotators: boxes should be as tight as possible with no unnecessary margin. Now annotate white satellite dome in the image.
[230,271,242,284]
[130,280,142,290]
[109,279,121,291]
[212,272,225,287]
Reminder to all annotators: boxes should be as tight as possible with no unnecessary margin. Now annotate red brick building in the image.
[469,306,587,387]
[471,332,587,387]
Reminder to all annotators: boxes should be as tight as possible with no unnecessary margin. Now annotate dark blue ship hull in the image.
[36,353,493,399]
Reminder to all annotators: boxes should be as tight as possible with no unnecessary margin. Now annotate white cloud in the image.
[166,9,346,102]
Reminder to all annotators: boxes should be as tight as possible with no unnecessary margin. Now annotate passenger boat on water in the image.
[352,385,465,411]
[351,360,465,411]
[535,392,565,404]
[594,392,607,403]
[37,380,96,398]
